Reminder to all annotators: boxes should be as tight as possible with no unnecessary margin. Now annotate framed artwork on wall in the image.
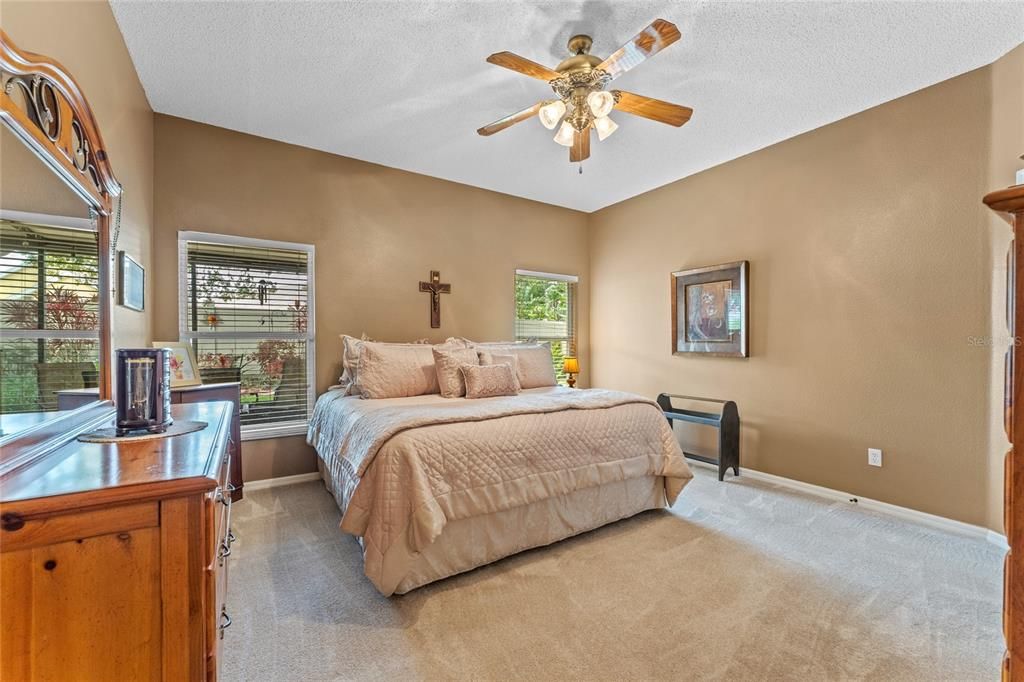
[671,261,749,357]
[117,251,145,312]
[153,341,202,387]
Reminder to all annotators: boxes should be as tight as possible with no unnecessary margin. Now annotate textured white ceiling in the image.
[110,1,1023,213]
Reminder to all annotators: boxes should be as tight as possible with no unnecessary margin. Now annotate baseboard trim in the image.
[244,471,321,491]
[687,460,1009,550]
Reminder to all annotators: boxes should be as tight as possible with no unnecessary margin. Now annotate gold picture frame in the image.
[153,341,202,387]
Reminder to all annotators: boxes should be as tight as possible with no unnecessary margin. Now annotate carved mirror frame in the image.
[0,29,121,401]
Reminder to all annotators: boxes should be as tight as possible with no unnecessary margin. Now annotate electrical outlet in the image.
[868,448,883,467]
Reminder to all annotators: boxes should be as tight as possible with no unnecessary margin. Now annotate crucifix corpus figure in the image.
[418,270,451,328]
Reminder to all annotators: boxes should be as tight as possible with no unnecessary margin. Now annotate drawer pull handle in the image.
[218,540,232,561]
[227,528,236,545]
[219,609,232,639]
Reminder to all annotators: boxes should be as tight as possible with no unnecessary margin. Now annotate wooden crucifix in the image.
[418,270,451,328]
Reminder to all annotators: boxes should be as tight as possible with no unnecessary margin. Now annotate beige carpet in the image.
[222,466,1003,681]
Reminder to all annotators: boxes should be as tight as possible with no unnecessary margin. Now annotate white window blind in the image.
[514,269,578,383]
[178,232,315,439]
[0,217,100,414]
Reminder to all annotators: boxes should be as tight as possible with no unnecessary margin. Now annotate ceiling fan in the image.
[476,19,692,166]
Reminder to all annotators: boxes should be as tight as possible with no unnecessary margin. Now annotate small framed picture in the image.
[117,251,145,312]
[671,261,749,357]
[153,341,202,387]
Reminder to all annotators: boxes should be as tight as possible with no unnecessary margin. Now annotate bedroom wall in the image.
[985,43,1024,531]
[1,0,155,350]
[589,48,1023,531]
[151,115,590,480]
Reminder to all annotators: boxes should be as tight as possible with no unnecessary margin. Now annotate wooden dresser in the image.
[0,401,236,680]
[985,184,1024,682]
[58,383,244,502]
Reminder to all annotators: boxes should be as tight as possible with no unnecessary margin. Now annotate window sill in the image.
[240,421,308,442]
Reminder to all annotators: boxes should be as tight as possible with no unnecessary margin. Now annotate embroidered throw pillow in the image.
[433,346,480,398]
[460,363,520,399]
[477,351,521,390]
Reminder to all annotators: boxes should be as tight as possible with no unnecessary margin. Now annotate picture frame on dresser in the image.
[155,341,203,388]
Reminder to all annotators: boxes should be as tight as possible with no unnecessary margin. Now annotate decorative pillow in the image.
[460,363,520,399]
[478,351,521,390]
[433,346,480,398]
[478,343,556,389]
[354,341,443,399]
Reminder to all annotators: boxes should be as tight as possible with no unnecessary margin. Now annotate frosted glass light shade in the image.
[587,90,615,118]
[553,120,575,147]
[593,115,618,141]
[538,100,566,130]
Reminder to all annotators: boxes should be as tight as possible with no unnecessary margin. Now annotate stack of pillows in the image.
[336,335,559,400]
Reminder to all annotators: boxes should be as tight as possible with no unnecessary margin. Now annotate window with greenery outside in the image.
[1,221,99,414]
[514,272,576,384]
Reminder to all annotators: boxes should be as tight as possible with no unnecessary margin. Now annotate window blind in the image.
[179,234,314,436]
[0,219,100,414]
[514,270,577,383]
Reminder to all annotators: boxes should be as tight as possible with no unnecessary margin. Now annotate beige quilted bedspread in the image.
[307,387,692,594]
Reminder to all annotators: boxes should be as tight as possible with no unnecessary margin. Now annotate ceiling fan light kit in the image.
[539,100,566,130]
[477,19,693,166]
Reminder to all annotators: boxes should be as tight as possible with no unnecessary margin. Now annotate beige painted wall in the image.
[152,115,589,481]
[6,0,1016,530]
[1,0,154,350]
[985,44,1024,531]
[590,49,1024,530]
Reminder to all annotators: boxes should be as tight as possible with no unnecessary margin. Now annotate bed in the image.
[307,385,693,595]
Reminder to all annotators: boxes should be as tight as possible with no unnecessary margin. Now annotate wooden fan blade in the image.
[476,102,544,136]
[613,90,692,127]
[569,128,590,162]
[597,19,680,80]
[486,51,561,81]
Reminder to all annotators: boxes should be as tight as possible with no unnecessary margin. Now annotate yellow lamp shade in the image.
[563,357,580,374]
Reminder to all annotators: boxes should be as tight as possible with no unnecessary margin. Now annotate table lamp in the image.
[563,357,580,388]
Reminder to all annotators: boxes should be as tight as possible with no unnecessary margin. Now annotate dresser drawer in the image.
[0,502,158,553]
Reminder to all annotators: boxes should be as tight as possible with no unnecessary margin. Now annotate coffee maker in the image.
[115,348,172,436]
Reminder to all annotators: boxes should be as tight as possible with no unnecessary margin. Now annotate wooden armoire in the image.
[984,182,1024,681]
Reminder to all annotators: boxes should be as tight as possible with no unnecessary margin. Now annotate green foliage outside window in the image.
[514,274,574,384]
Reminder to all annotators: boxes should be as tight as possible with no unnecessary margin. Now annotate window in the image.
[0,214,100,414]
[178,232,314,440]
[514,269,578,384]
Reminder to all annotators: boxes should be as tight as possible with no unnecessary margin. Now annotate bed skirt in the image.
[317,459,667,594]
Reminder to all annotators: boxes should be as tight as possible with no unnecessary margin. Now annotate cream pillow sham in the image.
[477,351,521,390]
[354,341,442,399]
[338,335,465,396]
[478,343,556,389]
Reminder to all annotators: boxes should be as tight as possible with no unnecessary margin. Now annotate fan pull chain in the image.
[578,163,583,175]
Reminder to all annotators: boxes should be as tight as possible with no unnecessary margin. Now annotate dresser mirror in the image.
[0,30,120,451]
